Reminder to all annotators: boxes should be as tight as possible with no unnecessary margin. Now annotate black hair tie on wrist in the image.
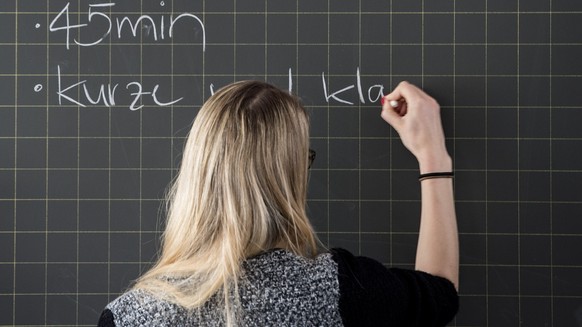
[418,171,454,182]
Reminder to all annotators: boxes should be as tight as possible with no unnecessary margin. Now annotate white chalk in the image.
[389,100,399,108]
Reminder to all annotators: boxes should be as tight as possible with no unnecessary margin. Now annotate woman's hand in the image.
[380,81,451,173]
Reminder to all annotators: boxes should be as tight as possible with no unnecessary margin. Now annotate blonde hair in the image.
[134,80,319,324]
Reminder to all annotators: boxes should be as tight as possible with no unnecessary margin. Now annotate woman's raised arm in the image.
[381,82,459,289]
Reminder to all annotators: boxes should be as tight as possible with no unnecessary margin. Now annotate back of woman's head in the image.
[136,81,318,314]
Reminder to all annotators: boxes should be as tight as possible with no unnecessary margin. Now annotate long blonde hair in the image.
[134,81,319,324]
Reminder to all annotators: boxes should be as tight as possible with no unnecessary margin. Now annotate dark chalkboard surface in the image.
[1,0,582,325]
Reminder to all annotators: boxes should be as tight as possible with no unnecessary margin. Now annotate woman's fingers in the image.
[380,97,404,130]
[380,81,446,162]
[380,81,418,124]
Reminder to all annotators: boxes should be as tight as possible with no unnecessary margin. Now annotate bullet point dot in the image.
[160,1,165,6]
[35,23,41,28]
[34,84,43,92]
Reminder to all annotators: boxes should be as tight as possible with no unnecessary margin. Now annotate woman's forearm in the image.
[415,156,459,289]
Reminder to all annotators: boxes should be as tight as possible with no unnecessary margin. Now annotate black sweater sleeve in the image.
[330,248,459,327]
[97,309,115,327]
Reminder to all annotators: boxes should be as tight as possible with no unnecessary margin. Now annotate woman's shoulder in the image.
[100,289,185,327]
[243,248,337,282]
[243,248,337,289]
[246,248,335,265]
[106,288,165,313]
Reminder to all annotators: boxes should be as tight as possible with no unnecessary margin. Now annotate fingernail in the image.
[380,97,385,105]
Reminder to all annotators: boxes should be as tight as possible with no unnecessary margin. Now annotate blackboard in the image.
[1,0,582,325]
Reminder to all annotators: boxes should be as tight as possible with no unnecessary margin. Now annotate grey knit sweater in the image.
[99,248,458,326]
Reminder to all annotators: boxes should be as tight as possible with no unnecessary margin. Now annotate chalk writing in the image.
[322,68,385,105]
[56,65,183,110]
[44,2,385,110]
[50,2,206,50]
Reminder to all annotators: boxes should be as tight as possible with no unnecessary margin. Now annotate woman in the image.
[98,80,459,326]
